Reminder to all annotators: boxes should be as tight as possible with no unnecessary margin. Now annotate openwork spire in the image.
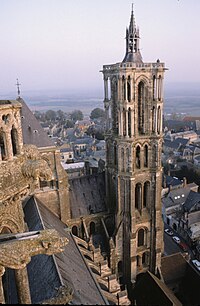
[122,5,143,63]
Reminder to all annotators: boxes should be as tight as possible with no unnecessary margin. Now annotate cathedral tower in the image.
[102,7,166,285]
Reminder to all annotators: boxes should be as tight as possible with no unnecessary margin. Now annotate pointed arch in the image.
[157,106,161,134]
[137,228,145,247]
[152,106,156,133]
[72,225,78,236]
[136,145,141,169]
[138,81,144,134]
[89,222,96,235]
[144,144,148,168]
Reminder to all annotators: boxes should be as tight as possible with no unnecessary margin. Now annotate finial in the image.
[16,78,21,98]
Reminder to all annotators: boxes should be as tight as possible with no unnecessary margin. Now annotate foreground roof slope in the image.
[17,97,54,148]
[24,197,108,305]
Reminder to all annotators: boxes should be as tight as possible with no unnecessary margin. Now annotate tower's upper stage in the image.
[102,61,165,74]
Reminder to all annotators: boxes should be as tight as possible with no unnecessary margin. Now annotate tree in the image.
[57,110,66,120]
[65,120,74,128]
[70,110,83,122]
[90,108,105,119]
[45,110,57,122]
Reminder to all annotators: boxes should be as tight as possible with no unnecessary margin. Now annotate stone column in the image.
[120,110,123,136]
[5,130,13,160]
[155,106,158,134]
[131,109,134,137]
[15,268,31,304]
[104,76,109,101]
[125,78,127,101]
[118,110,121,136]
[0,266,5,304]
[160,106,163,133]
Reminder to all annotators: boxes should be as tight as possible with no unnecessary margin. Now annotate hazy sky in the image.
[0,0,200,95]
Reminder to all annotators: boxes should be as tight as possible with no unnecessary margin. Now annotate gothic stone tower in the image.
[102,8,166,285]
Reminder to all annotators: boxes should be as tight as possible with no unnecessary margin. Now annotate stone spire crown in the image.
[122,4,143,63]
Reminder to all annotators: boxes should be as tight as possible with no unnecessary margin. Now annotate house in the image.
[60,145,74,163]
[193,155,200,167]
[166,130,198,142]
[182,144,200,161]
[178,190,200,247]
[163,138,189,157]
[162,182,199,230]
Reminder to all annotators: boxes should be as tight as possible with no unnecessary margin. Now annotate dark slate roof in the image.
[164,138,189,150]
[69,173,106,218]
[18,97,54,148]
[163,175,182,188]
[74,137,95,145]
[60,147,73,153]
[183,190,200,212]
[162,187,191,208]
[23,197,108,305]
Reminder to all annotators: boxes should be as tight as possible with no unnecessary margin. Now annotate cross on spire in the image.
[16,79,21,98]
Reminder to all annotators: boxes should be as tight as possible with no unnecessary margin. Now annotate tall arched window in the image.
[127,76,131,102]
[152,106,155,133]
[153,75,156,100]
[0,129,6,161]
[114,143,117,166]
[11,127,19,156]
[144,144,148,168]
[158,75,162,101]
[136,146,141,169]
[128,108,131,137]
[135,183,142,210]
[123,109,126,136]
[112,79,118,134]
[89,222,96,235]
[137,228,145,247]
[122,76,126,101]
[72,225,78,236]
[157,106,161,134]
[144,181,150,208]
[138,81,145,134]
